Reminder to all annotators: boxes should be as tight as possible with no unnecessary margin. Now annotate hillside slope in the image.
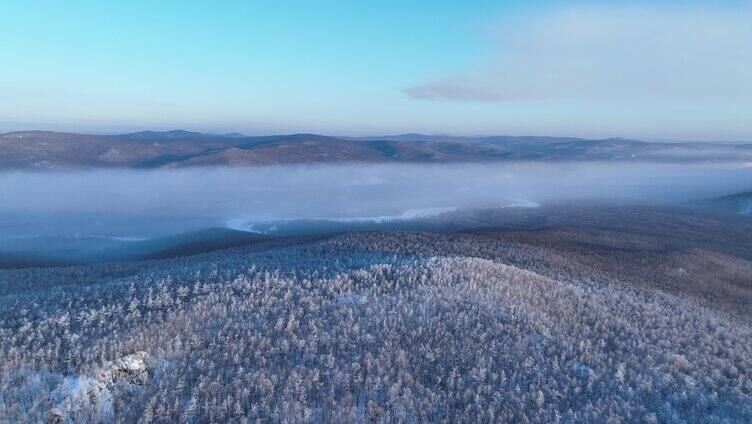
[2,130,751,169]
[701,190,752,216]
[1,224,750,422]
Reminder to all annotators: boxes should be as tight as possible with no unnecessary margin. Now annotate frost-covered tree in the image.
[0,230,750,422]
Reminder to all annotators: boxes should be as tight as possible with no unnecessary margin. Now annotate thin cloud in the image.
[405,7,752,102]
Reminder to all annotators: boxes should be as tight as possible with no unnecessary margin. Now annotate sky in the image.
[2,0,751,140]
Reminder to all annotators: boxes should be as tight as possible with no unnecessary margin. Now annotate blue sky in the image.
[2,1,750,140]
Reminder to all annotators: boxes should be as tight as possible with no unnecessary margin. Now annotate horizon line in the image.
[3,128,751,145]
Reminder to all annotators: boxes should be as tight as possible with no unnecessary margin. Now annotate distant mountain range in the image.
[1,130,751,169]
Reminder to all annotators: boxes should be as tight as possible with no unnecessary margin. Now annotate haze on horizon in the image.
[2,1,751,141]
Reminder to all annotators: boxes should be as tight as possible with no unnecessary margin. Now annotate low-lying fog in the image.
[1,162,751,241]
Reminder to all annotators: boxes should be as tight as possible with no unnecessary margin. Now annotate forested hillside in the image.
[1,228,750,422]
[2,130,751,169]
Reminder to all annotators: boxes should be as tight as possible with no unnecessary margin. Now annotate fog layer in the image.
[1,163,750,221]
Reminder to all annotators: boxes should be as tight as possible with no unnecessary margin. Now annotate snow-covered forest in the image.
[1,227,751,423]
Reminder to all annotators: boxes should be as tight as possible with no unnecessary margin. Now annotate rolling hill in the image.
[104,227,270,261]
[1,130,750,169]
[0,228,269,268]
[700,190,752,216]
[2,213,751,422]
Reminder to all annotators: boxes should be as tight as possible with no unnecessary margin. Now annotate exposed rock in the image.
[49,351,149,423]
[99,350,149,385]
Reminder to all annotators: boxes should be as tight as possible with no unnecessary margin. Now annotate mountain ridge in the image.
[2,129,751,169]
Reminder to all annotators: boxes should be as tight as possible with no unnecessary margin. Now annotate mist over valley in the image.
[1,161,750,267]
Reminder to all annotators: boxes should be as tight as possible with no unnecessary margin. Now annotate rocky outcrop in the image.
[48,351,149,423]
